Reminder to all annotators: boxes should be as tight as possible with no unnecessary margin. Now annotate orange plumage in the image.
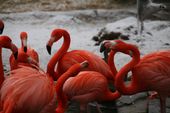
[104,40,170,113]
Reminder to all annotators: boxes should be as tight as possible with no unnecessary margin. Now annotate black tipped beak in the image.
[100,43,106,53]
[0,29,3,34]
[24,46,27,53]
[46,45,51,55]
[13,52,18,60]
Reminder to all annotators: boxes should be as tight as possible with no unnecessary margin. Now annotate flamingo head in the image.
[17,52,39,67]
[0,35,18,59]
[20,32,28,52]
[100,40,135,56]
[0,20,4,34]
[46,29,68,55]
[100,40,111,52]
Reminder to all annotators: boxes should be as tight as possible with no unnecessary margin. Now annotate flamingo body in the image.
[132,51,170,94]
[46,29,113,82]
[104,40,170,113]
[63,71,116,102]
[0,66,55,113]
[57,50,113,81]
[55,62,120,113]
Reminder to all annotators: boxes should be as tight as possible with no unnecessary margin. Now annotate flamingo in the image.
[0,37,55,113]
[55,44,132,113]
[55,61,121,113]
[9,32,39,70]
[46,28,114,83]
[0,35,18,87]
[0,20,4,34]
[0,52,56,113]
[0,65,55,113]
[104,39,170,113]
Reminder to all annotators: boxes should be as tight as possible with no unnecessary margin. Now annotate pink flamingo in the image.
[55,40,133,113]
[55,61,121,113]
[0,35,18,87]
[46,28,114,83]
[0,37,55,113]
[0,65,55,113]
[55,44,132,113]
[104,39,170,113]
[9,32,39,70]
[0,52,56,113]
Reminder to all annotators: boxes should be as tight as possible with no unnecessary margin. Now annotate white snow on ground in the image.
[101,16,170,70]
[0,10,170,72]
[0,10,104,70]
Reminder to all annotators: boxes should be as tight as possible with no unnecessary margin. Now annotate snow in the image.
[94,16,170,70]
[0,9,170,72]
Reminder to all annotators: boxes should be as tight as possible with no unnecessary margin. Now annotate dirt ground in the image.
[0,0,135,13]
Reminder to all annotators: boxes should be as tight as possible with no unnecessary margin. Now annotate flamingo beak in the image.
[46,45,51,55]
[24,46,27,52]
[13,51,18,60]
[22,39,27,52]
[0,29,3,34]
[100,42,106,53]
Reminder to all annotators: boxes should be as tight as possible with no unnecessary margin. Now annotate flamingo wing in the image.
[63,71,108,102]
[133,51,170,93]
[1,67,55,113]
[58,50,113,81]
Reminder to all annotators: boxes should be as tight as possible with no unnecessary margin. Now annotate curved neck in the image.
[108,50,117,78]
[103,90,121,101]
[21,39,24,48]
[55,63,82,113]
[0,48,4,87]
[47,32,70,80]
[115,45,140,95]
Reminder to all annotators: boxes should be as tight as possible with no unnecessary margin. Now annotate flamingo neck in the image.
[0,48,5,87]
[47,32,70,80]
[55,63,82,113]
[108,51,117,78]
[104,90,121,101]
[21,40,24,49]
[21,39,27,51]
[115,45,140,95]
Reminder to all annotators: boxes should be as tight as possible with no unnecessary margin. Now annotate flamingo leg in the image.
[80,103,87,113]
[160,96,166,113]
[94,102,103,113]
[87,103,90,113]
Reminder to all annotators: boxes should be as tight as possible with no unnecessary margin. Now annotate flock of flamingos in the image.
[0,18,170,113]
